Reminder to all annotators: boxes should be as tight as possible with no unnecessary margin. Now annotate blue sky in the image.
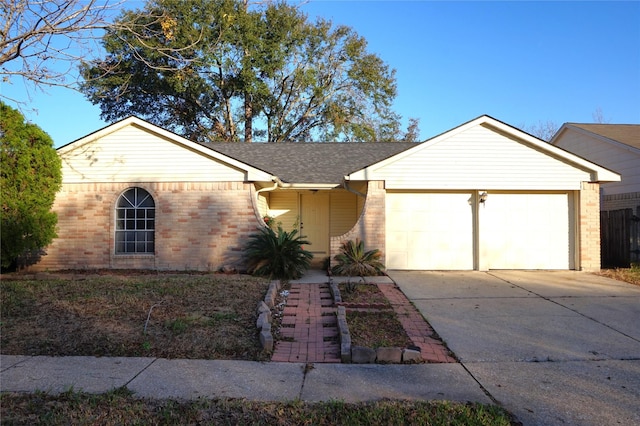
[2,1,639,147]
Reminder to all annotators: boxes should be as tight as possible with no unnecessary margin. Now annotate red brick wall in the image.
[28,182,262,271]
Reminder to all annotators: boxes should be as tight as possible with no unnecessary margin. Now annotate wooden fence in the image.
[600,207,640,268]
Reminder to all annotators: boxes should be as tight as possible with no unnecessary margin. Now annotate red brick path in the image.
[377,283,457,363]
[271,281,456,364]
[271,283,341,363]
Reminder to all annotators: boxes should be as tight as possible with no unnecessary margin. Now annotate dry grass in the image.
[338,282,390,306]
[596,267,640,287]
[1,273,270,360]
[347,310,413,348]
[0,389,517,425]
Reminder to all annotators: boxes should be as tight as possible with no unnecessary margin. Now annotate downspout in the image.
[342,177,367,198]
[255,178,279,225]
[256,179,279,195]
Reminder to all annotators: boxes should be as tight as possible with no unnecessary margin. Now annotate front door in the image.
[300,192,329,258]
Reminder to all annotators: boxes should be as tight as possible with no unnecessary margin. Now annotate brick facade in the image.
[329,181,386,265]
[579,182,602,271]
[29,182,262,272]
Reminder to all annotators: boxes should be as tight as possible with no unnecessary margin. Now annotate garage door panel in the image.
[481,193,570,270]
[386,193,473,270]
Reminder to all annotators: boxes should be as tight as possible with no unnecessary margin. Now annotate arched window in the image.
[115,188,155,254]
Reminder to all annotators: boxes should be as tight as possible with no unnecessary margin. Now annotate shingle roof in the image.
[204,142,417,184]
[568,123,640,150]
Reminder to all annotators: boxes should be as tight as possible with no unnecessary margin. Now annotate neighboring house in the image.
[551,123,640,266]
[30,115,619,273]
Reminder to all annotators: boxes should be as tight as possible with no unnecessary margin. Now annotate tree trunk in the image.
[244,93,252,142]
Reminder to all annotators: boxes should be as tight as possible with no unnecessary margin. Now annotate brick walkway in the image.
[271,283,341,363]
[377,283,457,363]
[271,281,456,364]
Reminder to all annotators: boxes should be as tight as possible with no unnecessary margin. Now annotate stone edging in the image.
[329,278,422,364]
[257,279,280,352]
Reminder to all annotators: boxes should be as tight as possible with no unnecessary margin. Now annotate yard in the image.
[1,272,518,425]
[1,273,271,361]
[0,388,516,425]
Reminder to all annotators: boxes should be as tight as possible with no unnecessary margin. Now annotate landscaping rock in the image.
[264,280,281,308]
[351,346,376,363]
[402,348,422,363]
[260,329,273,352]
[376,347,402,363]
[256,311,271,329]
[257,301,270,314]
[340,334,352,363]
[220,265,237,274]
[329,281,342,303]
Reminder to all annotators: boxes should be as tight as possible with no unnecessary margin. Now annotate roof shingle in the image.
[568,123,640,150]
[204,142,417,184]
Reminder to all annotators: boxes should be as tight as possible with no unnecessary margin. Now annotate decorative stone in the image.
[256,311,271,329]
[341,334,352,363]
[221,265,237,274]
[260,329,273,352]
[257,301,270,314]
[402,348,422,363]
[376,347,402,363]
[351,345,376,363]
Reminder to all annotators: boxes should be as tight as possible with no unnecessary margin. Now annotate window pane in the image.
[115,188,155,254]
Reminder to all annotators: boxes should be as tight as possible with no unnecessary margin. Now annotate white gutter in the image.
[272,176,339,190]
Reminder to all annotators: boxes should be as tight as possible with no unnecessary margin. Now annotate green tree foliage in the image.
[244,226,312,280]
[80,0,419,143]
[0,102,62,269]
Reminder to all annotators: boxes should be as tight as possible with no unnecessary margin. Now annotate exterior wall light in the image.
[479,192,488,203]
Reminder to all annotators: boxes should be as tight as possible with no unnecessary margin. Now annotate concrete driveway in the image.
[388,270,640,426]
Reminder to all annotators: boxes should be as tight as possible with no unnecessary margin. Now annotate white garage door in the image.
[386,192,473,270]
[386,192,573,270]
[480,193,571,269]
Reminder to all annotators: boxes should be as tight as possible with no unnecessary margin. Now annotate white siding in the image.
[371,124,592,190]
[553,132,640,196]
[60,125,247,183]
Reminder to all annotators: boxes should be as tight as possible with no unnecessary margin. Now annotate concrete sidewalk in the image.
[1,355,490,403]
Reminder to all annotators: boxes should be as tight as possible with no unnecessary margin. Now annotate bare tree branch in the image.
[0,0,121,99]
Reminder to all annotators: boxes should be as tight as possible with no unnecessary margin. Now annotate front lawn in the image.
[1,273,270,360]
[0,388,517,425]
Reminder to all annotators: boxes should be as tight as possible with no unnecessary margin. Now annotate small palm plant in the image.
[331,239,384,287]
[245,226,313,280]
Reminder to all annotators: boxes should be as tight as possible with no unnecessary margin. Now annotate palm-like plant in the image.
[244,226,313,280]
[331,239,384,278]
